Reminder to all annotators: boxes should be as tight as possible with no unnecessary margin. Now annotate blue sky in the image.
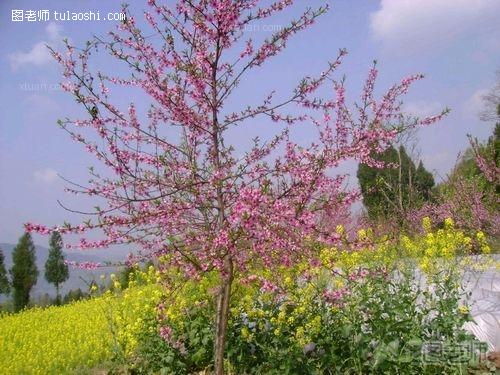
[0,0,499,247]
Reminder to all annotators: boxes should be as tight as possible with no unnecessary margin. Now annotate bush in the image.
[227,262,479,374]
[123,219,496,374]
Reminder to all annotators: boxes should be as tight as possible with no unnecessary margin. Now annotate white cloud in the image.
[8,42,53,68]
[403,100,443,118]
[464,88,488,118]
[370,0,500,52]
[8,23,64,70]
[45,22,62,41]
[33,168,59,184]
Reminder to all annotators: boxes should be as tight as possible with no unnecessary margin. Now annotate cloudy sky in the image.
[0,0,499,247]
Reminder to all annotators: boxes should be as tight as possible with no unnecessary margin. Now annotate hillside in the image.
[0,243,120,300]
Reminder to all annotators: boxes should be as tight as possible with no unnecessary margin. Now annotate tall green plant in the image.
[45,232,69,304]
[10,233,38,311]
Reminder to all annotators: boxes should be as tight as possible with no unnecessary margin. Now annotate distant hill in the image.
[0,243,121,301]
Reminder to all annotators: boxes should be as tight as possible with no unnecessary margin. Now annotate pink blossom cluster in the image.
[158,325,187,355]
[469,135,499,184]
[408,177,499,236]
[323,287,349,307]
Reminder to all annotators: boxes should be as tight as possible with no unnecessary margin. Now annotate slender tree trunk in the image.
[214,257,233,375]
[56,283,60,305]
[208,34,233,375]
[397,147,403,214]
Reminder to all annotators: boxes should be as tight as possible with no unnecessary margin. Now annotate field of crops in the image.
[0,296,115,374]
[0,265,163,374]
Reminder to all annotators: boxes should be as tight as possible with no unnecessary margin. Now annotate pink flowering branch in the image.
[469,135,499,184]
[26,1,445,371]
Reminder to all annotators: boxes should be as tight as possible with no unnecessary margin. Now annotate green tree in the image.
[10,233,38,311]
[0,248,10,295]
[44,232,69,304]
[441,123,499,218]
[357,144,434,221]
[446,121,499,202]
[429,77,499,235]
[414,160,435,201]
[63,288,88,304]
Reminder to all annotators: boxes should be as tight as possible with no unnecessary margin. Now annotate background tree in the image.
[449,125,499,192]
[441,76,499,218]
[414,160,435,201]
[410,74,499,236]
[63,288,88,304]
[0,248,10,296]
[357,144,434,221]
[410,127,499,237]
[473,70,500,190]
[479,70,500,124]
[45,231,69,304]
[26,1,444,372]
[10,233,38,312]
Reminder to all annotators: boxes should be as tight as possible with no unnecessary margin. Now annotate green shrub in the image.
[119,222,496,374]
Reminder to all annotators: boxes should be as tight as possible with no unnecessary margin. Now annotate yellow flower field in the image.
[0,267,163,374]
[0,297,114,374]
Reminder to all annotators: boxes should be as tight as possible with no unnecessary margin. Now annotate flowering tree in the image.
[26,1,444,372]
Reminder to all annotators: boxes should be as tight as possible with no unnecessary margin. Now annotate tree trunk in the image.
[397,147,403,215]
[213,257,233,375]
[56,283,60,305]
